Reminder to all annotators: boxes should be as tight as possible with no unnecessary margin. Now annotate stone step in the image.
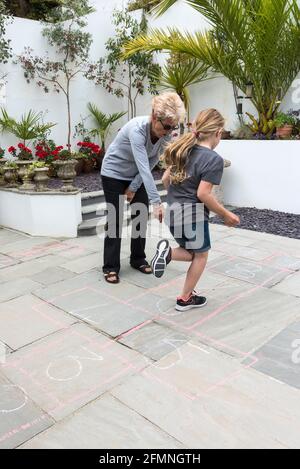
[78,202,167,237]
[81,188,167,222]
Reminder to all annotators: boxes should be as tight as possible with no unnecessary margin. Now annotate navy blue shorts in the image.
[169,221,211,253]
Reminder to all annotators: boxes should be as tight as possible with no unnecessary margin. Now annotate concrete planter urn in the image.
[212,158,231,205]
[54,159,77,192]
[3,167,18,188]
[0,158,7,186]
[34,167,49,192]
[16,160,32,187]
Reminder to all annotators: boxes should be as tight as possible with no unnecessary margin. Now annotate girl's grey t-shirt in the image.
[167,145,224,222]
[101,116,170,204]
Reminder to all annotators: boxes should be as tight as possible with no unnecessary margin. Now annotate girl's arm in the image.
[162,166,171,189]
[197,180,240,227]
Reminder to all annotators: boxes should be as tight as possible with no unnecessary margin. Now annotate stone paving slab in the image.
[156,277,252,330]
[0,255,68,282]
[0,372,54,449]
[249,320,300,389]
[208,256,290,287]
[270,271,300,298]
[0,341,12,364]
[111,345,300,448]
[118,322,190,361]
[61,252,103,274]
[0,237,62,259]
[0,254,19,270]
[0,229,29,246]
[0,294,76,350]
[35,277,175,337]
[20,393,183,449]
[1,323,146,421]
[173,288,300,358]
[30,266,76,286]
[212,241,272,262]
[0,278,42,302]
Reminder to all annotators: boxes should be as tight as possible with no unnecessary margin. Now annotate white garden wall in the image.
[0,189,82,237]
[219,141,300,215]
[1,0,299,151]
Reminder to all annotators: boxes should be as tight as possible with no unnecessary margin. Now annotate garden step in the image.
[78,201,167,237]
[81,189,168,222]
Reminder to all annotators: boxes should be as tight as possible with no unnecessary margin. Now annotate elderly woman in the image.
[101,92,185,284]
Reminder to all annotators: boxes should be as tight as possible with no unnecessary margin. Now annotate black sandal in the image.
[131,264,152,274]
[104,272,120,284]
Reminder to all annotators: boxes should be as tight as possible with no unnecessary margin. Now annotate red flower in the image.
[8,146,16,153]
[18,143,25,149]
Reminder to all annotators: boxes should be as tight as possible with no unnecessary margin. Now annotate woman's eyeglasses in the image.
[159,119,179,132]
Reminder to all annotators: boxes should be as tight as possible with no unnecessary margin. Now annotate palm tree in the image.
[123,0,300,135]
[87,103,126,152]
[0,109,56,145]
[150,52,211,130]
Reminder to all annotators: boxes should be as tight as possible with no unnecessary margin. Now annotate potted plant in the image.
[35,140,64,177]
[76,140,100,173]
[8,143,34,184]
[54,149,77,192]
[29,161,49,192]
[274,112,296,138]
[0,148,7,186]
[73,153,85,175]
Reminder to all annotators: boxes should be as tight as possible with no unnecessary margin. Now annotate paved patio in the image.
[0,220,300,449]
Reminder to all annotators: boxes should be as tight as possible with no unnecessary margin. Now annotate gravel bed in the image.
[210,206,300,240]
[47,169,164,193]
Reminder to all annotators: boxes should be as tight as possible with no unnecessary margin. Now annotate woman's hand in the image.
[153,203,164,223]
[125,188,135,202]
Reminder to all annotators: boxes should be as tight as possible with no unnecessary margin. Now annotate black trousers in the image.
[101,175,149,274]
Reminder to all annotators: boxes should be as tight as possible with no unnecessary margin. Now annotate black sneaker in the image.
[151,239,171,278]
[175,294,207,311]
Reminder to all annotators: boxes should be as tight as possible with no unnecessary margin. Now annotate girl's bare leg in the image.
[170,247,193,262]
[181,251,209,298]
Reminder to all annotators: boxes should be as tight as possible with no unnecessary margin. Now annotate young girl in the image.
[151,109,240,311]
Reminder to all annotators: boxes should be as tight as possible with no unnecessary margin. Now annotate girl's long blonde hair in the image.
[163,108,225,184]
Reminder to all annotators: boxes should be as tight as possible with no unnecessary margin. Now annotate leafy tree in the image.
[0,0,12,65]
[0,108,55,145]
[87,9,161,120]
[18,0,95,148]
[124,0,300,136]
[4,1,62,21]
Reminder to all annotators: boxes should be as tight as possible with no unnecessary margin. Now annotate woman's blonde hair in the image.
[163,108,225,184]
[152,92,185,122]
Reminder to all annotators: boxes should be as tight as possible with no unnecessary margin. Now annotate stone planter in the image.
[0,158,7,187]
[16,160,33,186]
[47,164,57,178]
[75,158,84,175]
[3,167,18,188]
[83,158,95,174]
[276,125,293,138]
[212,158,231,205]
[34,167,49,192]
[54,159,77,192]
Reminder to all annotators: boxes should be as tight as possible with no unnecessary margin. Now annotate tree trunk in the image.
[66,82,71,150]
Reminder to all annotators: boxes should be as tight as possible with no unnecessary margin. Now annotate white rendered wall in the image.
[1,0,299,153]
[218,141,300,215]
[0,190,82,237]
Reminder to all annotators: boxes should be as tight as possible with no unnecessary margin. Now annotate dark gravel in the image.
[47,169,164,193]
[210,206,300,240]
